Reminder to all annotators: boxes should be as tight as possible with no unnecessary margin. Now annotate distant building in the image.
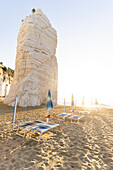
[0,62,14,97]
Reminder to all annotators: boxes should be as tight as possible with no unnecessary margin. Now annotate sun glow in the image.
[58,59,111,106]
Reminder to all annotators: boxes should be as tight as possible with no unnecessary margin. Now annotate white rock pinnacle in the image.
[4,9,58,107]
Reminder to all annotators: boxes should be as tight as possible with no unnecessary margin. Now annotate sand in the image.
[0,100,113,170]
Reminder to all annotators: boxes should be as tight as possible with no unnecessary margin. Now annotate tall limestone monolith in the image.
[4,9,58,107]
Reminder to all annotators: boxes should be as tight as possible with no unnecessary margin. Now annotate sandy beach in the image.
[0,100,113,170]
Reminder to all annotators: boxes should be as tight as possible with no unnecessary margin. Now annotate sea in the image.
[57,97,113,109]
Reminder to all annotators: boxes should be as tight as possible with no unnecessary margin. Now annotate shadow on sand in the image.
[0,100,46,115]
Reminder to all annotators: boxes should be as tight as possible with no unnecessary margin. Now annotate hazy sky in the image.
[0,0,113,104]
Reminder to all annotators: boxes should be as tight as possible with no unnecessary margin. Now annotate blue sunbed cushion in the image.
[47,123,55,125]
[33,125,50,130]
[84,111,90,114]
[75,110,80,113]
[20,121,42,127]
[21,122,34,127]
[71,115,84,119]
[59,113,68,116]
[33,120,42,123]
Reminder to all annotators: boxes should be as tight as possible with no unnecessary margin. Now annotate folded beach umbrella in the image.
[82,96,85,106]
[64,98,66,112]
[46,89,53,111]
[91,97,94,105]
[95,98,98,105]
[75,99,77,111]
[71,94,74,111]
[82,96,85,110]
[95,98,98,112]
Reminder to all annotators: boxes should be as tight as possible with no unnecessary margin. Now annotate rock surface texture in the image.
[4,9,58,107]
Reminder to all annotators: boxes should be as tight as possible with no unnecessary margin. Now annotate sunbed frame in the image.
[14,120,43,137]
[58,112,72,121]
[14,121,59,142]
[29,122,59,142]
[70,115,84,123]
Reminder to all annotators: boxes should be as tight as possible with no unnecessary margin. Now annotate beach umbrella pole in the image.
[75,100,77,111]
[64,98,65,113]
[47,110,49,122]
[71,94,74,112]
[12,96,18,124]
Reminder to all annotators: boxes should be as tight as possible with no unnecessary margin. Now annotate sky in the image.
[0,0,113,105]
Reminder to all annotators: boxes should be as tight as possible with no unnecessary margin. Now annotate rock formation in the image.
[4,9,58,107]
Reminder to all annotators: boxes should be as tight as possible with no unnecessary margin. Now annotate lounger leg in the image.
[71,118,79,124]
[29,130,33,139]
[58,116,64,122]
[58,116,61,121]
[30,130,42,142]
[16,127,21,135]
[38,133,42,142]
[16,127,27,137]
[16,127,20,133]
[23,130,27,137]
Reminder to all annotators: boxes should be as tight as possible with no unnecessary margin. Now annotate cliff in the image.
[4,9,58,107]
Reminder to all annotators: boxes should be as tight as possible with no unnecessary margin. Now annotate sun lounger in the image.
[70,115,84,123]
[78,110,90,115]
[74,110,83,114]
[29,122,59,142]
[82,111,90,114]
[58,112,72,121]
[14,120,43,137]
[74,110,90,115]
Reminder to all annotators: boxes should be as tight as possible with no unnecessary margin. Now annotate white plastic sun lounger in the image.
[74,110,90,114]
[82,111,90,114]
[58,112,72,121]
[74,110,83,114]
[14,120,43,137]
[70,115,84,123]
[29,122,59,142]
